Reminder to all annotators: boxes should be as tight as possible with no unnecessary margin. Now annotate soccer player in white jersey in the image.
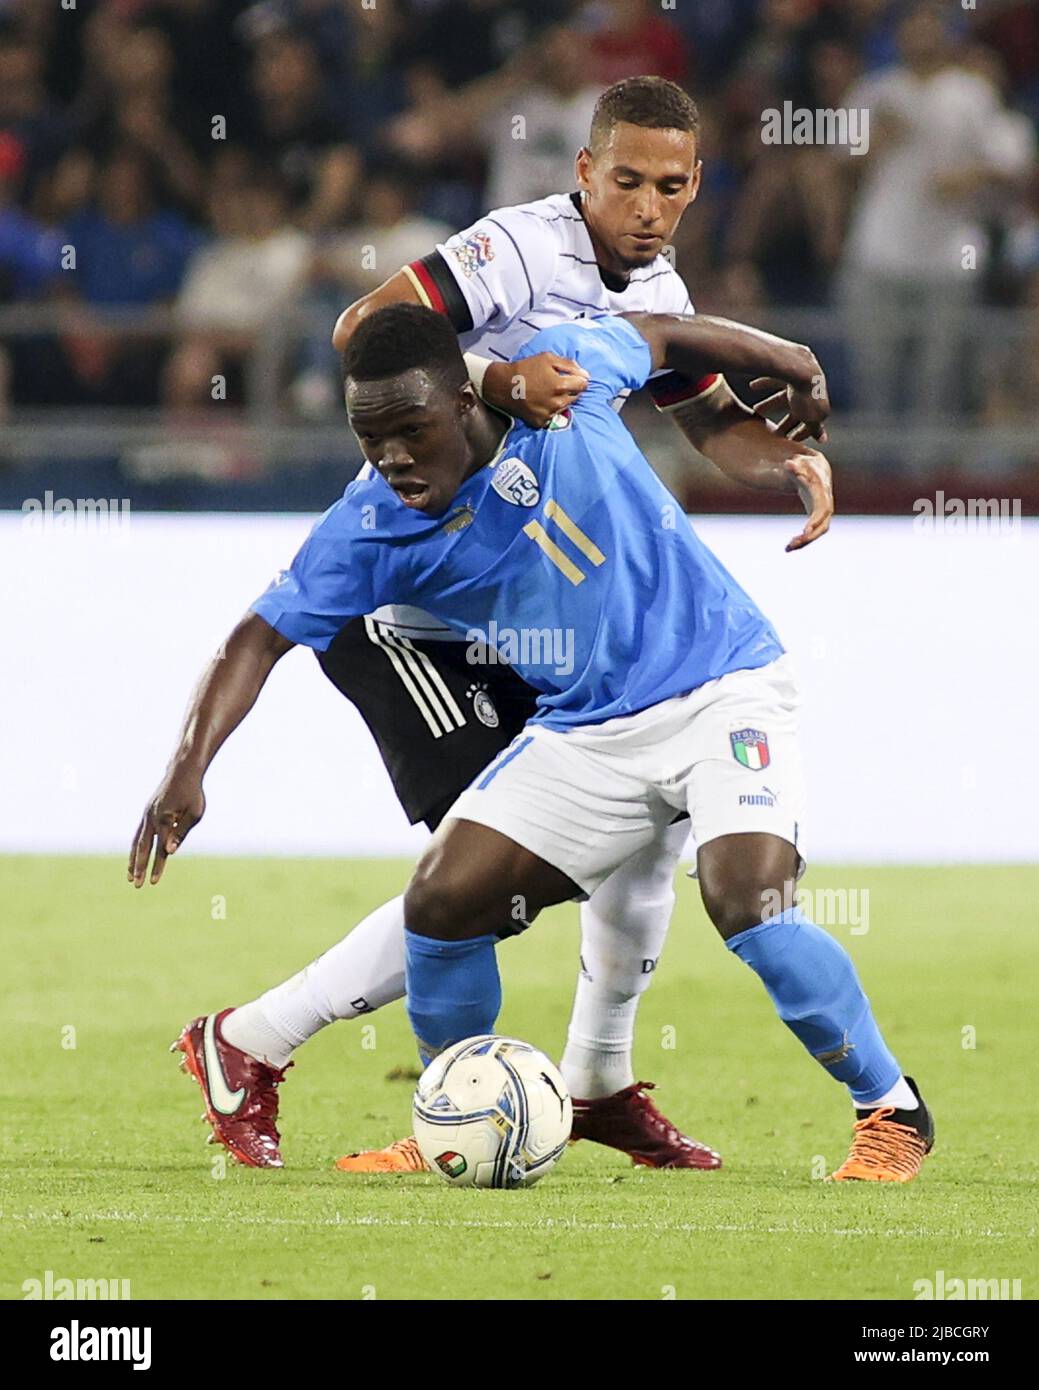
[130,78,833,1173]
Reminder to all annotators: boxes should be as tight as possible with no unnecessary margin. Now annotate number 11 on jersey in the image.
[523,500,606,587]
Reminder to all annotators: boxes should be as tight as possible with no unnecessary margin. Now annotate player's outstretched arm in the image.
[128,614,295,887]
[331,271,588,427]
[623,312,834,552]
[624,311,829,441]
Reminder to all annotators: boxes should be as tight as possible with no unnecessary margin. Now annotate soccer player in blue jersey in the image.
[136,78,843,1176]
[158,302,932,1182]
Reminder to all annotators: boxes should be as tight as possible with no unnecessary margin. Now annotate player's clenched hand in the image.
[128,763,206,888]
[784,450,834,553]
[484,353,589,428]
[751,372,830,443]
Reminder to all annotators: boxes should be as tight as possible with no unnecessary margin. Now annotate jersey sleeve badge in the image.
[448,231,495,278]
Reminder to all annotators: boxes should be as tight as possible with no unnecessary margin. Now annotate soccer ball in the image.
[413,1035,572,1188]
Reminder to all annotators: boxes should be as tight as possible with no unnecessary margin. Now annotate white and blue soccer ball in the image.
[413,1035,572,1188]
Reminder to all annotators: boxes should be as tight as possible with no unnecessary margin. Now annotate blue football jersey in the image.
[252,316,784,729]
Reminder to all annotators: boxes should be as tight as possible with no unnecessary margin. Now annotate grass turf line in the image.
[1,857,1036,1301]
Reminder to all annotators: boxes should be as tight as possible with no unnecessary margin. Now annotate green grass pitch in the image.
[2,856,1036,1301]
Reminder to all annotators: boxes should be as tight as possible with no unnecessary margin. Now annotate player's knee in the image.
[700,878,776,942]
[588,880,675,944]
[403,869,461,940]
[580,891,672,995]
[605,834,684,904]
[698,835,799,941]
[404,865,494,941]
[582,945,661,999]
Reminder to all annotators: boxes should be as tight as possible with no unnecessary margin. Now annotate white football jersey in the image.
[407,192,696,407]
[374,192,710,641]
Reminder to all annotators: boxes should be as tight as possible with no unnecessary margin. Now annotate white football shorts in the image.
[448,654,808,896]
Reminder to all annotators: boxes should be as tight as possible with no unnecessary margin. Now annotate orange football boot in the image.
[828,1077,934,1182]
[335,1136,430,1173]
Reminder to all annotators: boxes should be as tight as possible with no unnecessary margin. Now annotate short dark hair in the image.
[589,76,700,152]
[342,303,467,392]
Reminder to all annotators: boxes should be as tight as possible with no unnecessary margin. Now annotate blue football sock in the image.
[726,907,901,1105]
[404,929,501,1066]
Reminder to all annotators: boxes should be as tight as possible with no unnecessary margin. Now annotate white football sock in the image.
[222,895,407,1068]
[859,1076,919,1111]
[560,820,686,1100]
[562,976,639,1100]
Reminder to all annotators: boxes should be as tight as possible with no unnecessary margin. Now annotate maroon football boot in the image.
[170,1008,290,1168]
[571,1081,722,1169]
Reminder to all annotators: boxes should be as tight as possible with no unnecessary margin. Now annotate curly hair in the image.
[342,303,467,391]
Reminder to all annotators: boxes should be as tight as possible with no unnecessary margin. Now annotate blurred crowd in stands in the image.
[1,0,1037,465]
